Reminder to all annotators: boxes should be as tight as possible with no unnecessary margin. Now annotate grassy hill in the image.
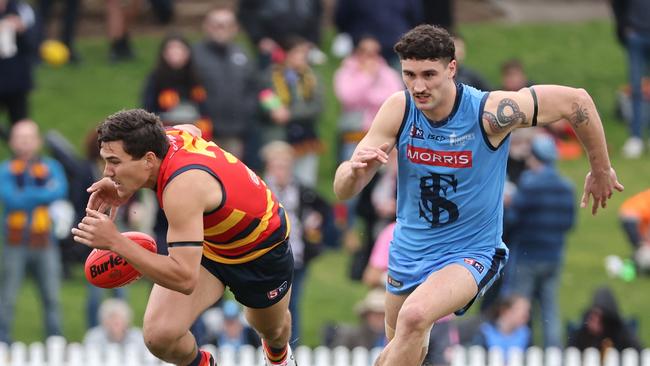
[4,19,650,348]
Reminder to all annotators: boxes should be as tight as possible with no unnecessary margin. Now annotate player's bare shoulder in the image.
[383,90,407,113]
[370,91,408,137]
[162,169,223,214]
[482,89,536,136]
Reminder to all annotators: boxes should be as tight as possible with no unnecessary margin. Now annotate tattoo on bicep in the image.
[569,102,589,128]
[483,111,500,132]
[484,98,527,133]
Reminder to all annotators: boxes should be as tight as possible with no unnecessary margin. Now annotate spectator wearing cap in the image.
[214,300,261,349]
[501,133,576,348]
[325,288,387,349]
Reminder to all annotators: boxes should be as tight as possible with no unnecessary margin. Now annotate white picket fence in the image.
[1,337,649,366]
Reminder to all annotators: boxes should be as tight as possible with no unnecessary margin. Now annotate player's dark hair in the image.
[394,24,455,63]
[97,109,169,160]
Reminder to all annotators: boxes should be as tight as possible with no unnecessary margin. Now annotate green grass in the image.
[6,20,650,347]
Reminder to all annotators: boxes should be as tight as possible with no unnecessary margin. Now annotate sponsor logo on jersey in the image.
[464,258,484,274]
[410,126,425,139]
[267,281,288,300]
[406,145,472,168]
[449,132,475,146]
[428,134,446,142]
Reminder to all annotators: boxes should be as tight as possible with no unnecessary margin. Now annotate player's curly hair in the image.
[394,24,455,63]
[97,109,169,159]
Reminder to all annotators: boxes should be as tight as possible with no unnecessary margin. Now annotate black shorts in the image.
[201,241,294,309]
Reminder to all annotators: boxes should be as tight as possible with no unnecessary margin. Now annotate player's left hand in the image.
[71,208,120,250]
[580,167,624,215]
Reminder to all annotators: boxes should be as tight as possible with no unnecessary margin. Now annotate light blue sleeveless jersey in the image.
[392,84,510,264]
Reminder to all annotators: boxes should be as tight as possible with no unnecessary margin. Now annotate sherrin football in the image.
[84,231,157,288]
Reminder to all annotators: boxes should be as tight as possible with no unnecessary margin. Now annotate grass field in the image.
[4,19,650,348]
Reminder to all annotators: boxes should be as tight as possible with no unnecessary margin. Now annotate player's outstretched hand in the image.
[349,143,390,172]
[580,167,624,215]
[86,177,126,218]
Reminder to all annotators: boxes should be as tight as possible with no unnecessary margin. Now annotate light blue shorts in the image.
[387,246,508,315]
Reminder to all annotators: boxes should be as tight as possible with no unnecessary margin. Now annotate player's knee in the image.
[398,304,431,334]
[255,314,290,343]
[143,322,182,356]
[258,324,287,343]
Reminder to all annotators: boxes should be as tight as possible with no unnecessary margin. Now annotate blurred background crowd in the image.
[0,0,649,364]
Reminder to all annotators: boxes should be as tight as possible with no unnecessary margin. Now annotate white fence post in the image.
[451,345,466,366]
[621,348,638,366]
[83,343,103,366]
[604,349,620,366]
[487,347,504,366]
[106,344,123,365]
[351,346,369,366]
[641,348,650,366]
[0,343,7,366]
[508,347,524,366]
[314,346,331,366]
[565,347,582,366]
[9,342,27,366]
[46,336,66,366]
[583,347,601,366]
[333,346,350,366]
[526,346,543,366]
[296,345,312,366]
[469,346,487,366]
[27,342,44,366]
[545,347,563,366]
[123,343,142,366]
[238,345,256,366]
[66,343,84,366]
[217,345,236,366]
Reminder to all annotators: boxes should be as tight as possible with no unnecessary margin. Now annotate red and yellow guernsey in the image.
[155,129,290,264]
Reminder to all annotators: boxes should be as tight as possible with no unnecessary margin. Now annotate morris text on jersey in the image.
[406,145,472,168]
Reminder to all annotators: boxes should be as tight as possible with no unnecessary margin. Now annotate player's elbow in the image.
[176,277,198,295]
[559,87,592,122]
[572,88,592,106]
[333,181,346,201]
[333,176,355,201]
[333,186,348,201]
[174,270,199,295]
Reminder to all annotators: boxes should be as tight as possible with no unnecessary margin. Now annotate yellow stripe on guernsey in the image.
[206,188,275,250]
[204,243,279,264]
[204,209,246,236]
[203,208,290,264]
[177,129,217,158]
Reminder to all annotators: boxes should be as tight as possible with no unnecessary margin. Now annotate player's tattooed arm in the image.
[483,98,528,133]
[568,102,590,129]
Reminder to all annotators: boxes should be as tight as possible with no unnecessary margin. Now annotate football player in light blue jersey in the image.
[333,24,624,366]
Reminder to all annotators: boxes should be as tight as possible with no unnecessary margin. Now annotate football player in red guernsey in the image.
[72,109,297,366]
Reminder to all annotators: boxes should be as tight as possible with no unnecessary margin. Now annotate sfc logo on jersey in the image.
[410,126,424,139]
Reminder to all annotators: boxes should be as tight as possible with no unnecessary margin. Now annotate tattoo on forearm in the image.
[569,102,589,128]
[483,98,527,133]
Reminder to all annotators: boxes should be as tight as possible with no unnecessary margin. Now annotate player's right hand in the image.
[86,177,126,219]
[349,143,390,172]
